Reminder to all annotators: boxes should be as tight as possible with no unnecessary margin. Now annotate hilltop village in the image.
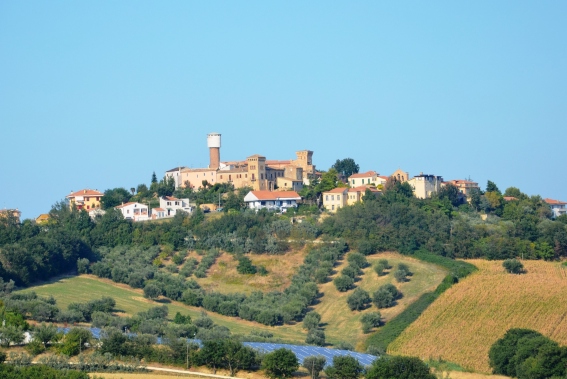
[3,132,565,224]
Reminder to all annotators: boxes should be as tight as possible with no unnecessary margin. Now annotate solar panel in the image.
[58,328,378,367]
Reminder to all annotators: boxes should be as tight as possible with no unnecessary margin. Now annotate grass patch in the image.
[19,275,306,343]
[314,252,448,349]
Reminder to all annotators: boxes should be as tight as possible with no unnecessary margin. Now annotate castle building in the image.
[165,133,316,192]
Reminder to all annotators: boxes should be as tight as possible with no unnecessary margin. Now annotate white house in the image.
[348,171,378,187]
[115,202,149,222]
[159,196,193,217]
[243,190,301,212]
[407,173,443,199]
[545,198,567,218]
[151,208,167,220]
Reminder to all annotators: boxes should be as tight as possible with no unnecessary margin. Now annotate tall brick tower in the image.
[207,132,221,169]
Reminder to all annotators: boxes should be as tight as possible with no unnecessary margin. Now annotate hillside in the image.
[388,259,567,373]
[314,252,447,348]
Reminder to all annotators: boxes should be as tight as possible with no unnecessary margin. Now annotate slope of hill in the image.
[388,259,567,373]
[310,252,448,348]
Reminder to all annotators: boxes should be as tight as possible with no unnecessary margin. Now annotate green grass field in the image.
[20,251,447,350]
[20,275,307,343]
[313,252,448,349]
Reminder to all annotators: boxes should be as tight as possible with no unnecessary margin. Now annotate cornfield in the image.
[388,259,567,373]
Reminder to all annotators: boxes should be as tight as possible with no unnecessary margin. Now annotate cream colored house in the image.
[322,188,348,213]
[408,174,443,199]
[446,179,480,197]
[347,186,381,205]
[348,171,378,187]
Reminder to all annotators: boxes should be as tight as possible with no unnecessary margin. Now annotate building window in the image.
[326,195,328,201]
[337,195,340,200]
[332,205,335,210]
[331,195,334,200]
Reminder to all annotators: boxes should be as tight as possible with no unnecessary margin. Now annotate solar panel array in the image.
[59,328,378,367]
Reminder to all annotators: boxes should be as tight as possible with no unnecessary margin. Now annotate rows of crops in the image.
[388,260,567,373]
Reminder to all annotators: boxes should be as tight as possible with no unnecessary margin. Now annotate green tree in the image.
[32,323,60,348]
[332,158,360,178]
[486,180,501,194]
[101,188,132,209]
[306,329,326,346]
[151,172,158,184]
[237,256,257,274]
[346,288,371,311]
[324,355,364,379]
[262,348,299,379]
[438,183,461,207]
[303,355,326,379]
[366,356,436,379]
[303,312,321,330]
[199,339,226,374]
[360,312,382,333]
[503,259,524,274]
[333,275,355,292]
[143,283,162,300]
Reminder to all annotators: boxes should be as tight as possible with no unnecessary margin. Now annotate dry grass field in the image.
[190,249,307,294]
[313,252,448,349]
[388,259,567,373]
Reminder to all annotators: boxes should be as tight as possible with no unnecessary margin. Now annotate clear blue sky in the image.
[1,2,566,219]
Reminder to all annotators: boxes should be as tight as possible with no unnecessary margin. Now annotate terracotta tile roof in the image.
[166,166,188,172]
[378,176,388,180]
[545,198,567,205]
[164,196,179,201]
[348,171,377,179]
[180,168,217,173]
[248,190,301,200]
[66,189,103,198]
[449,179,479,185]
[324,187,348,194]
[349,185,379,193]
[152,208,165,211]
[503,196,518,201]
[115,202,139,209]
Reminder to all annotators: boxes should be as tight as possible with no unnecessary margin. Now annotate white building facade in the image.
[244,190,301,212]
[407,174,443,199]
[159,196,193,217]
[115,202,149,222]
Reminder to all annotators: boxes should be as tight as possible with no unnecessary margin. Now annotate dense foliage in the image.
[489,329,567,379]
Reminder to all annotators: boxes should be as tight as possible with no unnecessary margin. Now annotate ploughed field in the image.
[388,259,567,373]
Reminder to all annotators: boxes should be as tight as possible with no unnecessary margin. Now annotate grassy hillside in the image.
[21,252,447,349]
[21,275,306,342]
[186,248,307,294]
[312,252,448,348]
[388,259,567,373]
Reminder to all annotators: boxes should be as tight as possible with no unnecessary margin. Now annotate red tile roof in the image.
[348,171,377,179]
[66,189,103,198]
[164,196,179,201]
[503,196,518,201]
[153,208,165,211]
[249,191,301,200]
[349,186,379,193]
[545,198,567,205]
[115,202,141,209]
[325,187,348,194]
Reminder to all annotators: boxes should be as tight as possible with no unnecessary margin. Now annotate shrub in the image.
[342,265,359,279]
[347,252,369,270]
[325,355,363,379]
[143,283,162,300]
[262,348,299,379]
[303,312,321,330]
[372,284,401,309]
[394,269,408,283]
[306,329,326,346]
[237,256,257,274]
[366,356,436,379]
[334,275,355,292]
[503,259,525,274]
[347,288,371,311]
[303,355,326,379]
[373,263,386,276]
[361,312,382,333]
